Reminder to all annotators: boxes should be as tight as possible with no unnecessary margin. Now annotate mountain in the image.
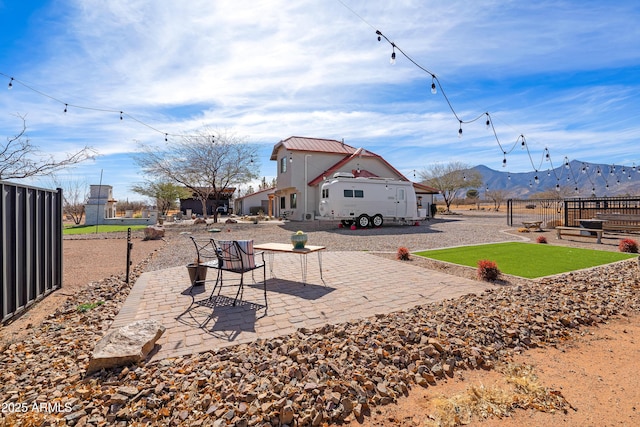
[470,160,640,198]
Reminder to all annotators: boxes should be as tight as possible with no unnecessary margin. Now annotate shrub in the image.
[477,259,500,281]
[619,238,639,253]
[397,247,411,261]
[536,235,548,244]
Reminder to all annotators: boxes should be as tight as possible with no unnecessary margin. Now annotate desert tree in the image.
[419,162,483,213]
[131,180,192,215]
[0,114,96,180]
[49,175,89,225]
[134,129,259,221]
[485,189,510,211]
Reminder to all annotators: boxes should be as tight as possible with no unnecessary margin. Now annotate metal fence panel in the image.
[506,198,564,227]
[1,181,63,323]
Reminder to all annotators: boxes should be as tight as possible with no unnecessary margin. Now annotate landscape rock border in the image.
[1,244,639,425]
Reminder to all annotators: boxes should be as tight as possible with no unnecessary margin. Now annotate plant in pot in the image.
[186,257,208,286]
[291,230,308,249]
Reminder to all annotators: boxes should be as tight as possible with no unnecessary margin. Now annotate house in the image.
[268,136,439,221]
[233,186,277,216]
[179,187,236,216]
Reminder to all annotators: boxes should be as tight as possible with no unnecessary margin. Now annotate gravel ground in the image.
[144,211,525,272]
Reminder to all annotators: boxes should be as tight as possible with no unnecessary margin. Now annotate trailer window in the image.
[322,189,329,198]
[344,189,353,197]
[354,190,364,198]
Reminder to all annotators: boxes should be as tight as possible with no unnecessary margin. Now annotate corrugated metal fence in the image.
[1,181,63,323]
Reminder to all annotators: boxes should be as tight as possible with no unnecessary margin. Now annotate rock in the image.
[143,226,165,240]
[225,218,238,224]
[86,320,165,374]
[194,218,207,225]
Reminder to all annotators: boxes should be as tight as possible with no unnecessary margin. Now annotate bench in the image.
[555,226,603,244]
[594,213,640,233]
[522,221,543,231]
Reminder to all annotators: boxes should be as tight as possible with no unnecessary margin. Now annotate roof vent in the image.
[333,172,355,178]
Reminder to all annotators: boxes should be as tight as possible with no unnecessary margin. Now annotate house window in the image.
[290,193,297,209]
[354,190,364,198]
[344,189,353,198]
[280,157,287,173]
[280,196,285,209]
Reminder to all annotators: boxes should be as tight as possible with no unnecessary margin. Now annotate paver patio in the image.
[110,251,494,360]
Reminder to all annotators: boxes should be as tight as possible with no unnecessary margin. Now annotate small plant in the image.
[77,301,104,313]
[536,235,548,244]
[397,246,411,261]
[477,259,500,281]
[619,238,638,253]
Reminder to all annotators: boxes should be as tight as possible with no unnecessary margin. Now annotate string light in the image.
[431,75,437,94]
[390,44,396,65]
[7,77,13,89]
[119,111,123,120]
[64,104,68,114]
[458,121,463,138]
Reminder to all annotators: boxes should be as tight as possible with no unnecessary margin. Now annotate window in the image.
[280,156,287,173]
[344,189,353,198]
[322,188,329,199]
[280,196,285,209]
[290,193,297,209]
[354,190,364,198]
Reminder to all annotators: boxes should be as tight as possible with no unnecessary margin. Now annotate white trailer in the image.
[317,173,429,228]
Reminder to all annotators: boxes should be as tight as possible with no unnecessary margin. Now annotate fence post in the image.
[126,228,132,284]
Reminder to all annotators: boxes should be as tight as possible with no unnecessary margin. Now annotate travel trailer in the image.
[317,173,429,227]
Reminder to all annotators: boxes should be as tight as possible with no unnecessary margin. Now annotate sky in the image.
[1,0,639,202]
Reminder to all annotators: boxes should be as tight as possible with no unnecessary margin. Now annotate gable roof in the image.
[270,136,362,160]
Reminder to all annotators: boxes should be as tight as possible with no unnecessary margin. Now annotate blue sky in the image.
[1,0,639,202]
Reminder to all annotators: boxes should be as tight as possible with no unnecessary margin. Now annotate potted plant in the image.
[186,258,208,286]
[291,230,308,249]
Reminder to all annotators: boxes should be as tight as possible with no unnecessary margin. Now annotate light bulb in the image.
[458,123,463,138]
[502,157,506,167]
[165,133,168,142]
[534,175,539,184]
[485,114,490,129]
[556,184,560,191]
[431,76,437,94]
[8,77,13,89]
[120,111,123,120]
[390,50,396,65]
[64,104,68,114]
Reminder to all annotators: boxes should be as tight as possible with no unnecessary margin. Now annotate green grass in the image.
[415,242,637,279]
[63,225,148,235]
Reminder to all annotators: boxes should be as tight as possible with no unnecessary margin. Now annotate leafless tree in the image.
[419,162,483,212]
[0,115,96,180]
[485,189,510,211]
[50,176,89,225]
[134,129,259,221]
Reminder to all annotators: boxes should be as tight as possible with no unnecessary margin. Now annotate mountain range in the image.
[470,160,640,199]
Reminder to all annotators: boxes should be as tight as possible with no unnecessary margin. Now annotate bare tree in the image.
[485,189,509,211]
[0,115,96,180]
[50,176,89,225]
[419,162,483,213]
[134,129,259,222]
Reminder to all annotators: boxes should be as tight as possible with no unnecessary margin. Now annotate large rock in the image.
[143,225,165,240]
[86,320,165,374]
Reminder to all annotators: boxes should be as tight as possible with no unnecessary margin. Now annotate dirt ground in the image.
[2,236,639,426]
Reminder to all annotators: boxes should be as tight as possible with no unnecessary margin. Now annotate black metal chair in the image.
[208,239,267,308]
[189,236,222,287]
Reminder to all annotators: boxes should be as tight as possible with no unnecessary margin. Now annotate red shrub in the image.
[619,238,639,253]
[477,259,500,281]
[396,247,411,261]
[536,235,548,244]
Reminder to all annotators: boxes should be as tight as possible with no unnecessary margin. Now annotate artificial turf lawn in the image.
[63,225,148,235]
[414,242,637,279]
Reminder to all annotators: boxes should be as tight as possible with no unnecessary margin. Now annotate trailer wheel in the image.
[357,215,370,228]
[341,220,354,227]
[372,214,384,227]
